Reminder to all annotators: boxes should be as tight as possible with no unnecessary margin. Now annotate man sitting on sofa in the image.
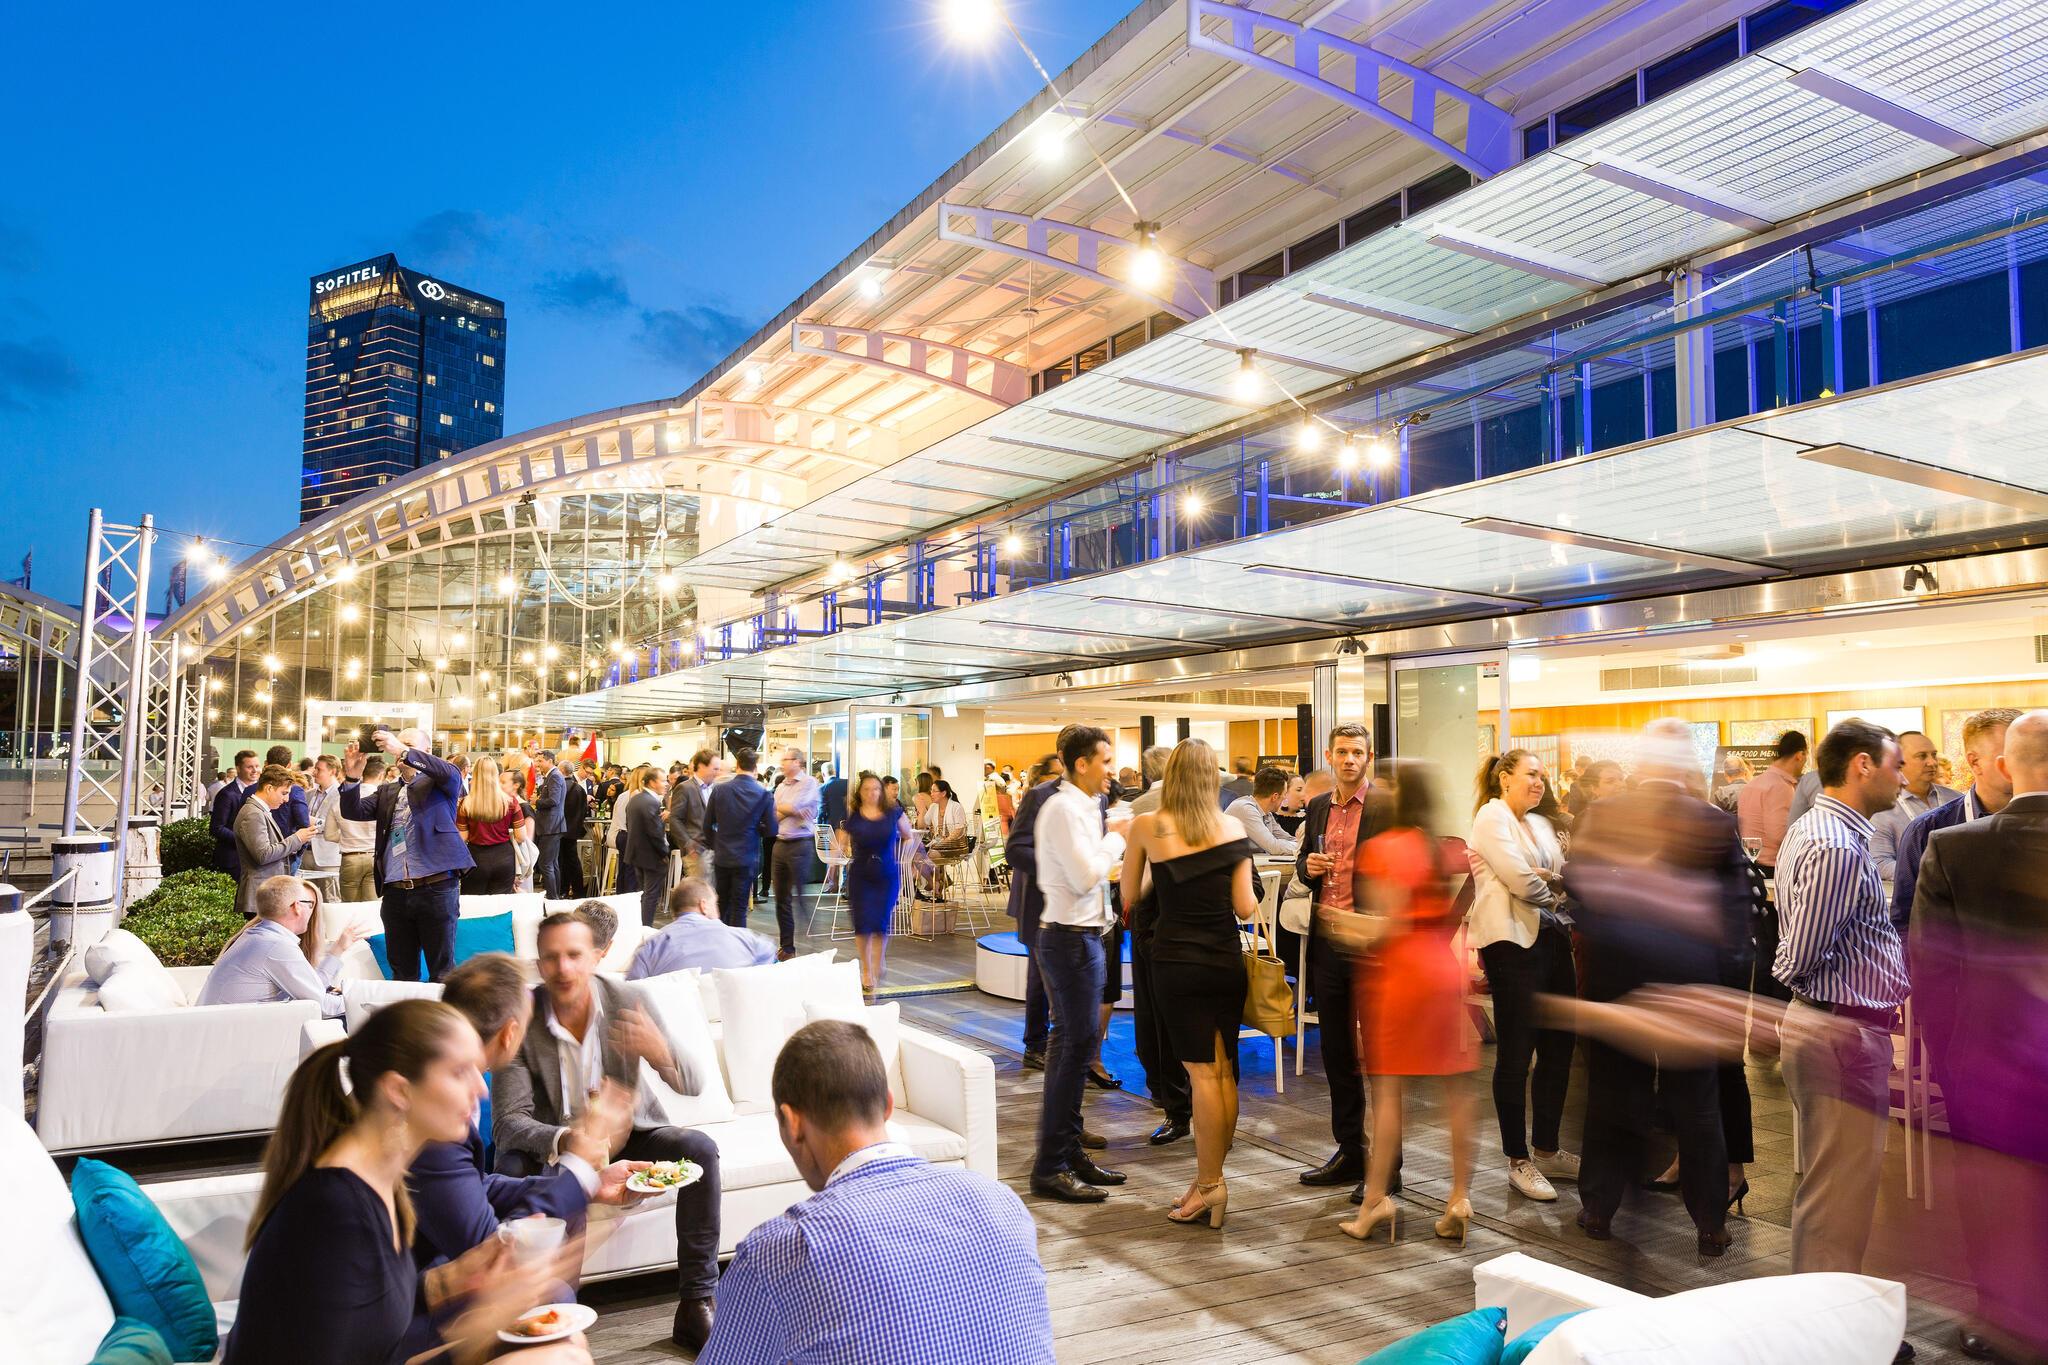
[628,879,775,979]
[195,874,361,1018]
[701,1020,1054,1365]
[412,952,650,1270]
[493,911,724,1351]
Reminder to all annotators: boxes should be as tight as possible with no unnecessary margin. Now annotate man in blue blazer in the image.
[703,747,775,934]
[531,751,568,898]
[338,728,474,982]
[411,953,650,1273]
[209,749,259,875]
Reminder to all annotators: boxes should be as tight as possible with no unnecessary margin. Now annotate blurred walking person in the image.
[1330,760,1478,1249]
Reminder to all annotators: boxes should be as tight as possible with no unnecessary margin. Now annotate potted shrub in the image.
[158,815,214,876]
[122,869,243,967]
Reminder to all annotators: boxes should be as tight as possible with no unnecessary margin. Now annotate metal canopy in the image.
[497,346,2048,731]
[672,0,2048,596]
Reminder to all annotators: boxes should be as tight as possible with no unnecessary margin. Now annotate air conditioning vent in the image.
[2035,634,2048,664]
[1599,662,1759,691]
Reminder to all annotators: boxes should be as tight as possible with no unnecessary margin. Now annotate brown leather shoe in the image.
[673,1296,714,1350]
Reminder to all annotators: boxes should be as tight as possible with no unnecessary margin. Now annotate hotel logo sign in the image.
[417,278,448,301]
[313,262,385,296]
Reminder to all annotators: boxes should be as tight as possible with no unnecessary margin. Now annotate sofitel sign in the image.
[313,262,384,295]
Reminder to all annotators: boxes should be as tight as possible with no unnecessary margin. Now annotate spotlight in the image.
[206,677,224,693]
[343,658,361,679]
[610,640,625,654]
[1056,672,1075,688]
[1229,349,1262,401]
[478,669,492,684]
[1295,419,1322,453]
[943,0,1000,43]
[743,364,765,389]
[507,684,524,698]
[1902,563,1939,593]
[858,273,884,302]
[207,708,219,721]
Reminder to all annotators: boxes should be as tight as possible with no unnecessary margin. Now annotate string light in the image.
[183,540,210,564]
[1337,436,1360,471]
[343,658,361,680]
[1229,349,1262,402]
[1366,434,1394,471]
[1295,419,1323,453]
[261,653,280,674]
[519,649,536,665]
[542,644,560,661]
[206,561,227,582]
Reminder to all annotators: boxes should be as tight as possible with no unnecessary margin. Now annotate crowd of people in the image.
[188,705,2048,1363]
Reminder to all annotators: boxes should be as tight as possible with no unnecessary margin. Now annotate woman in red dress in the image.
[1336,759,1479,1248]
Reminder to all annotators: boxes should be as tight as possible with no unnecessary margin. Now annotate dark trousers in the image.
[502,1127,721,1300]
[1132,933,1192,1124]
[714,861,757,929]
[1479,927,1578,1159]
[636,870,665,927]
[536,834,562,898]
[1022,927,1050,1054]
[380,875,460,982]
[1580,1041,1726,1234]
[771,837,812,952]
[1032,925,1105,1178]
[559,833,587,897]
[1717,1058,1754,1164]
[1308,924,1366,1156]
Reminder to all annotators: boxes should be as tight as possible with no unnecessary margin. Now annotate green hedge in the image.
[160,815,214,876]
[123,869,243,967]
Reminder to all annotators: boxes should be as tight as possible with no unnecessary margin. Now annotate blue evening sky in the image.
[0,1,1123,603]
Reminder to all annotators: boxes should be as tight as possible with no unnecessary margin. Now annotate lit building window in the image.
[480,354,496,367]
[439,413,454,426]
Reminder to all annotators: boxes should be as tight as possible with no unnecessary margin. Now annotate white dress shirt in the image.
[329,778,378,855]
[1033,781,1124,930]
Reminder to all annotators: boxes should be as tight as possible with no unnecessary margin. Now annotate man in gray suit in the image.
[622,765,673,927]
[531,750,568,898]
[493,911,722,1351]
[666,749,715,880]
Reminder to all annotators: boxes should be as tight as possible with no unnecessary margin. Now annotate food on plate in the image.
[513,1308,563,1338]
[631,1159,702,1191]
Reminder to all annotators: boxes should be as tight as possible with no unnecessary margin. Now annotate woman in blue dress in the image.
[836,772,915,996]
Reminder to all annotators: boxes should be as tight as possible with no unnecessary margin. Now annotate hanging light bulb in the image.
[496,574,517,596]
[207,560,228,582]
[335,561,358,583]
[338,603,361,624]
[858,272,884,301]
[184,539,210,564]
[1129,223,1164,291]
[1230,349,1262,402]
[610,639,625,655]
[827,558,853,584]
[1295,419,1323,453]
[343,658,361,680]
[449,631,466,647]
[433,657,448,671]
[479,669,493,684]
[999,533,1023,556]
[1365,433,1394,471]
[1182,491,1206,517]
[206,677,224,693]
[656,571,678,594]
[543,643,560,661]
[519,649,536,665]
[1337,435,1361,471]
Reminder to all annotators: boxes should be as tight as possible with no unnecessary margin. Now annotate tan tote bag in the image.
[1241,894,1295,1037]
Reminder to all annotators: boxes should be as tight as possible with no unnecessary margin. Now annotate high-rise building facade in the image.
[300,254,506,522]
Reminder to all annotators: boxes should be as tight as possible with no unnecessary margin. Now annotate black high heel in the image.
[1643,1175,1682,1193]
[1727,1178,1749,1216]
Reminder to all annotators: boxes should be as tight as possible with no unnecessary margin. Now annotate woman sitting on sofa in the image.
[196,875,362,1019]
[225,999,591,1365]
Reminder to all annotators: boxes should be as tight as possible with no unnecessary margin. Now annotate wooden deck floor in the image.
[578,892,1976,1362]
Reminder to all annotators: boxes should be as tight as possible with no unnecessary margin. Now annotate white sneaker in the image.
[1508,1158,1557,1201]
[1534,1150,1582,1183]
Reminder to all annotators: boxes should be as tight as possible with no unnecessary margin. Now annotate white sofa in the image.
[1470,1252,1906,1362]
[36,893,654,1153]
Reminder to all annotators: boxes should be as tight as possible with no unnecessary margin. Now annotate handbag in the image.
[1240,908,1295,1038]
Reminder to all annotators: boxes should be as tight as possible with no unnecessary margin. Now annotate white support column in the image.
[1672,265,1715,431]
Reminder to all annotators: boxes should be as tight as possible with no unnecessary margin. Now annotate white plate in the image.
[627,1161,703,1193]
[498,1301,596,1346]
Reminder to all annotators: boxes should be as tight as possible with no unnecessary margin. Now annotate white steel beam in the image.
[1578,156,1777,232]
[1423,225,1608,288]
[1794,443,2048,516]
[1460,516,1768,575]
[936,203,1215,322]
[1301,288,1476,337]
[787,322,1029,407]
[1186,0,1511,178]
[1785,63,1997,157]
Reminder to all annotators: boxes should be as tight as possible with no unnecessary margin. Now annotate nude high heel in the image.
[1434,1197,1473,1249]
[1339,1195,1400,1244]
[1168,1180,1228,1228]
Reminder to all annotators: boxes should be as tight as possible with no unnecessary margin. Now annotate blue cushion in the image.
[92,1317,174,1365]
[71,1161,218,1362]
[1502,1311,1583,1365]
[367,910,515,978]
[1360,1307,1507,1365]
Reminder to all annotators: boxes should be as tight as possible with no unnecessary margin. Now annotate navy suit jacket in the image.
[338,747,474,890]
[704,775,775,870]
[407,1123,589,1272]
[209,780,250,875]
[532,766,568,837]
[271,783,310,842]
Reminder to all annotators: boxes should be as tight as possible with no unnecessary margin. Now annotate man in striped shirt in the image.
[1772,718,1906,1276]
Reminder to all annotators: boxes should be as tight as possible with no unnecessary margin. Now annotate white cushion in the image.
[698,947,832,1023]
[805,998,906,1106]
[1525,1272,1905,1365]
[1473,1253,1648,1339]
[318,898,385,942]
[713,955,859,1109]
[96,954,189,1013]
[342,978,442,1033]
[630,971,735,1128]
[459,893,545,920]
[689,1107,968,1191]
[0,1112,116,1362]
[83,927,158,984]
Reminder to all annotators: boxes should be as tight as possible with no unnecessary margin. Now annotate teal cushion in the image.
[92,1317,174,1365]
[367,911,514,978]
[1502,1311,1584,1365]
[1360,1307,1508,1365]
[70,1161,217,1362]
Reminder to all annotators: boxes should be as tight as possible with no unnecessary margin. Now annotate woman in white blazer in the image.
[1466,749,1578,1203]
